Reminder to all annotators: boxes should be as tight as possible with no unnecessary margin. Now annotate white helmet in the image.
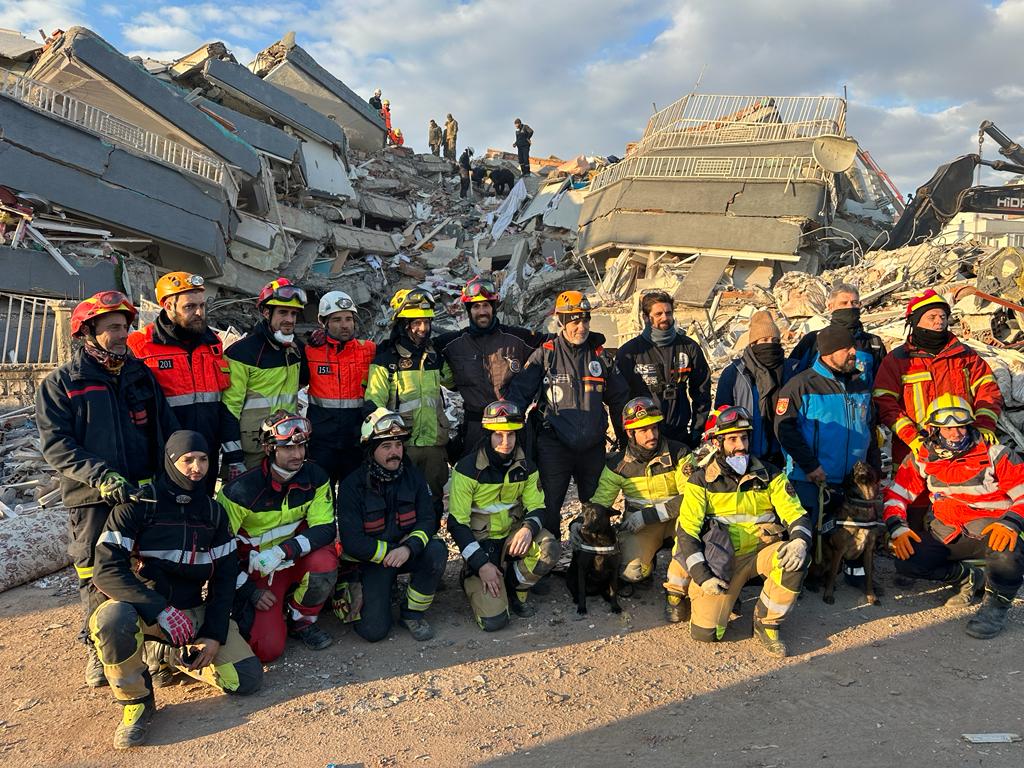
[318,291,357,322]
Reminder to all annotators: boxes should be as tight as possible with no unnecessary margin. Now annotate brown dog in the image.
[821,461,882,605]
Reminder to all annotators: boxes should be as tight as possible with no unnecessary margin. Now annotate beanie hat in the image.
[817,325,855,357]
[748,310,780,341]
[165,430,209,461]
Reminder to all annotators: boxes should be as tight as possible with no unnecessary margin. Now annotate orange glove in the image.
[983,521,1019,552]
[890,526,921,560]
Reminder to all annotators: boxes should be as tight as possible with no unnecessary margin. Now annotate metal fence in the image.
[0,293,74,366]
[0,67,225,185]
[590,153,825,192]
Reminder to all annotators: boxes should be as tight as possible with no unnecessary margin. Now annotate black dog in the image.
[567,503,622,615]
[490,168,515,196]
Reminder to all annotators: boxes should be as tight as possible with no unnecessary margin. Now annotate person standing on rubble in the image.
[436,275,544,459]
[36,291,178,687]
[369,88,383,112]
[459,147,474,199]
[444,113,458,160]
[873,289,1004,532]
[305,291,376,487]
[789,283,886,385]
[715,310,791,466]
[513,119,534,176]
[128,272,241,493]
[223,278,307,470]
[365,288,454,525]
[428,119,443,156]
[506,291,630,542]
[616,290,711,450]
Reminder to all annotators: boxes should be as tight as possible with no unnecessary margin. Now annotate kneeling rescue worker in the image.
[447,400,559,630]
[90,431,262,749]
[668,406,812,656]
[885,395,1024,638]
[218,411,337,662]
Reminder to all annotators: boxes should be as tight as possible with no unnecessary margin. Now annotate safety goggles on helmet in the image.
[262,414,312,445]
[482,400,525,430]
[393,288,436,320]
[924,394,975,427]
[706,405,753,438]
[71,291,138,337]
[362,410,411,443]
[97,290,132,307]
[258,279,307,309]
[622,396,663,430]
[462,276,499,304]
[268,285,307,304]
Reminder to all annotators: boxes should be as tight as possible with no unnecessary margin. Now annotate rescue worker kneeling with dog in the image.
[218,411,337,662]
[667,406,812,657]
[448,400,559,630]
[884,395,1024,639]
[589,397,690,610]
[90,431,262,749]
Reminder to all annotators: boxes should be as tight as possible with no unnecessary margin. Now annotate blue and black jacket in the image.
[788,326,887,386]
[774,357,874,484]
[714,356,793,460]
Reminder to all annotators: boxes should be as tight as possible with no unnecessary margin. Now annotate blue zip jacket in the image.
[715,356,793,460]
[788,326,887,387]
[774,357,874,484]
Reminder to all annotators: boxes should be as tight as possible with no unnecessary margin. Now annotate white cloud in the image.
[0,0,89,37]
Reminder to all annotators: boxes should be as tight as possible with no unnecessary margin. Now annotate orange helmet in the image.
[554,290,591,315]
[155,271,205,305]
[70,291,137,337]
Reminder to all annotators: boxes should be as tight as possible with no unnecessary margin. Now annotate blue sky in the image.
[4,0,1024,194]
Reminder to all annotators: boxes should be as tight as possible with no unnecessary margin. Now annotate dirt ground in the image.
[2,542,1023,768]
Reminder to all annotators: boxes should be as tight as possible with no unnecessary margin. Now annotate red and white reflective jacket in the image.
[883,437,1024,542]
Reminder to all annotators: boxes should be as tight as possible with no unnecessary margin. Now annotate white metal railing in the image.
[634,94,846,154]
[0,68,225,185]
[0,293,71,366]
[591,153,826,192]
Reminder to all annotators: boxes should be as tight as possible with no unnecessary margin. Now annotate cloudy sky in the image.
[2,0,1021,195]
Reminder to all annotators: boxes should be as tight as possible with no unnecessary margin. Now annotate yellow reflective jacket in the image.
[590,438,690,522]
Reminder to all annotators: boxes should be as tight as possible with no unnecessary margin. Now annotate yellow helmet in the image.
[390,288,435,321]
[155,271,204,305]
[924,394,975,427]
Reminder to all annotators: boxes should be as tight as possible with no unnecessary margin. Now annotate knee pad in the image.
[226,656,264,696]
[477,613,510,633]
[91,601,143,664]
[301,569,338,607]
[690,624,720,643]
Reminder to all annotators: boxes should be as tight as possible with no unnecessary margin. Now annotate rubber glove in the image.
[979,427,999,445]
[701,577,730,596]
[621,506,663,533]
[251,545,288,577]
[890,525,921,560]
[983,521,1019,552]
[777,539,809,572]
[156,606,195,646]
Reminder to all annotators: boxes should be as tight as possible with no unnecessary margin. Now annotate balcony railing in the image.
[0,67,225,185]
[590,153,826,192]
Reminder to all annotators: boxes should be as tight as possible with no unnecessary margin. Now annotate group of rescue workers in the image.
[35,269,1024,749]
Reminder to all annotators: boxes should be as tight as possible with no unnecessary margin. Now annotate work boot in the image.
[664,594,690,624]
[85,645,108,688]
[113,696,154,750]
[399,615,435,641]
[966,591,1013,639]
[945,565,986,607]
[530,574,552,596]
[289,622,333,651]
[753,621,788,658]
[505,567,537,617]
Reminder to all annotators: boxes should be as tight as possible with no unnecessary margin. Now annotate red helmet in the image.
[904,288,950,321]
[257,278,307,309]
[461,275,499,304]
[70,291,137,337]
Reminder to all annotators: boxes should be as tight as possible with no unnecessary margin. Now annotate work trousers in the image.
[459,169,470,198]
[517,145,530,175]
[89,601,262,704]
[462,527,559,631]
[247,546,338,663]
[536,431,605,540]
[239,406,273,469]
[444,141,456,160]
[406,444,449,525]
[430,143,440,156]
[619,520,675,582]
[308,436,362,489]
[896,522,1024,598]
[354,538,447,642]
[689,540,806,642]
[68,503,113,643]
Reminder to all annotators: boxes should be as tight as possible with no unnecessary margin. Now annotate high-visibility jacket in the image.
[883,436,1024,543]
[128,313,241,465]
[305,335,375,450]
[447,443,546,574]
[365,331,453,448]
[223,320,305,460]
[673,456,810,586]
[217,460,335,600]
[873,336,1003,465]
[590,438,690,524]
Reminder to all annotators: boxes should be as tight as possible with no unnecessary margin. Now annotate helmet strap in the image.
[81,326,128,373]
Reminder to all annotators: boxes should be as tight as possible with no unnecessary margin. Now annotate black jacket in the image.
[515,124,534,148]
[788,325,887,386]
[92,474,238,644]
[337,459,437,564]
[616,331,711,447]
[36,348,178,507]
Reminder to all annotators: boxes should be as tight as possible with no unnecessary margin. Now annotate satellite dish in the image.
[812,135,859,174]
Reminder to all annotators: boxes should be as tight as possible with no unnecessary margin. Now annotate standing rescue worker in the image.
[669,406,811,657]
[513,118,533,176]
[369,88,383,112]
[874,289,1003,530]
[443,113,458,160]
[365,288,453,524]
[616,290,711,449]
[218,411,337,662]
[224,278,307,470]
[507,290,630,540]
[448,400,559,630]
[885,396,1024,638]
[436,275,543,458]
[305,291,375,486]
[459,147,474,199]
[589,397,690,602]
[428,119,442,156]
[90,431,261,749]
[338,409,447,641]
[36,290,177,687]
[128,272,241,492]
